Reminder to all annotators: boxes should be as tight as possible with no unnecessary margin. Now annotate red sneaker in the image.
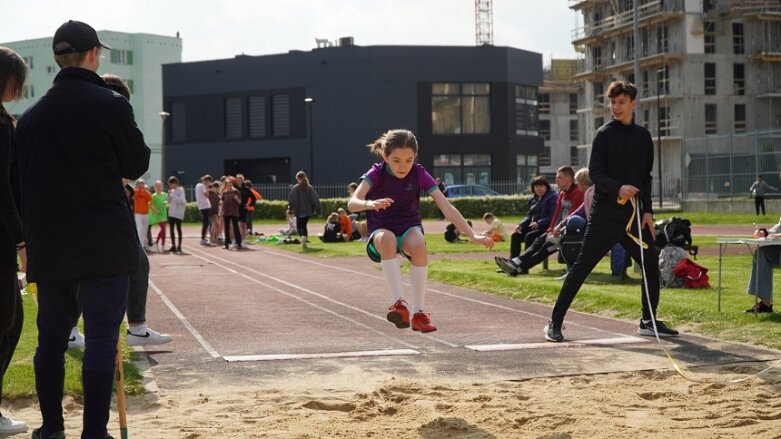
[386,299,410,328]
[411,312,437,333]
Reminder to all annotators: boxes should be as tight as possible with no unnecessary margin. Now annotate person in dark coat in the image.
[15,20,150,439]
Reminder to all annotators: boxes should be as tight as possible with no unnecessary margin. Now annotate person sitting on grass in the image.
[279,206,298,236]
[319,212,345,242]
[746,216,781,313]
[337,208,354,241]
[444,220,473,243]
[480,212,507,242]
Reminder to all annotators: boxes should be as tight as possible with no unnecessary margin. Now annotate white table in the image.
[716,237,781,312]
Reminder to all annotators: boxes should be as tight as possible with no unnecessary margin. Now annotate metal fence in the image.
[682,129,781,200]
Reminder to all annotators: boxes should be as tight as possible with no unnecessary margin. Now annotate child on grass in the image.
[348,129,493,333]
[481,212,507,242]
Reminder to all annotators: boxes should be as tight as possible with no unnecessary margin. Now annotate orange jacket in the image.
[133,188,152,214]
[246,188,262,211]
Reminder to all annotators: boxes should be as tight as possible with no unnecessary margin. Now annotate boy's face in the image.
[609,93,636,125]
[556,171,573,191]
[382,147,416,179]
[168,182,177,190]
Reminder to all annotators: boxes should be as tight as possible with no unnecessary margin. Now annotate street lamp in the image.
[656,67,664,209]
[159,111,170,181]
[304,97,314,180]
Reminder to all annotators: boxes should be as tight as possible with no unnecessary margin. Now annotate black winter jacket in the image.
[0,117,23,274]
[15,67,150,282]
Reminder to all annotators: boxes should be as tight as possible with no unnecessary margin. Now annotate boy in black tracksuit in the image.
[544,81,679,342]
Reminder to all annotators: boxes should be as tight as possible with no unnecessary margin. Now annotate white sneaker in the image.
[0,414,27,435]
[68,326,85,350]
[200,238,209,245]
[239,242,249,249]
[127,325,172,346]
[231,243,239,250]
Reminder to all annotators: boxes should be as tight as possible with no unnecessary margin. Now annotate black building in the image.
[162,42,543,188]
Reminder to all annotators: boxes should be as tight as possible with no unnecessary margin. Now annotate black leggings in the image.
[169,217,183,248]
[200,209,211,239]
[0,273,23,404]
[224,215,241,246]
[296,216,311,237]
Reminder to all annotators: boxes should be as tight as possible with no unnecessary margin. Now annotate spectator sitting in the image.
[318,212,345,242]
[505,176,557,262]
[480,212,507,242]
[337,208,354,240]
[279,206,298,236]
[445,220,473,243]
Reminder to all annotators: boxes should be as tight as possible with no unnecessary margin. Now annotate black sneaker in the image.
[31,428,66,439]
[495,256,522,276]
[544,320,564,342]
[745,302,773,313]
[637,319,679,337]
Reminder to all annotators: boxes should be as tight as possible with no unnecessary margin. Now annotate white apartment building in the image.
[3,31,182,181]
[539,59,583,177]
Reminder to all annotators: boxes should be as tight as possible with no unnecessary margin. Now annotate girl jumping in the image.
[348,129,493,333]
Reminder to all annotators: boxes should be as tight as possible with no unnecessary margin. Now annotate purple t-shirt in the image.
[362,162,439,235]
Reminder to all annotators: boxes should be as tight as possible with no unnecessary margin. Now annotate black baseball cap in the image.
[52,20,111,55]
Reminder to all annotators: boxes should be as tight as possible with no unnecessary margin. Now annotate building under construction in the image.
[569,0,781,199]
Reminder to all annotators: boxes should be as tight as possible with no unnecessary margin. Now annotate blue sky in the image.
[3,0,580,65]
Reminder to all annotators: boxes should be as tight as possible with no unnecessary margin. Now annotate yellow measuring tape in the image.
[629,196,780,384]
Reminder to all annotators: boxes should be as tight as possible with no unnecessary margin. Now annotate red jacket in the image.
[547,185,584,232]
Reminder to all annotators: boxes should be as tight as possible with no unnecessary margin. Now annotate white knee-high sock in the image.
[410,264,428,313]
[381,258,405,302]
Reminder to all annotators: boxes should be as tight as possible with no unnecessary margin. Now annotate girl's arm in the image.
[430,190,493,248]
[348,180,392,213]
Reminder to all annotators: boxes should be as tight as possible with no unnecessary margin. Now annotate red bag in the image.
[672,258,711,289]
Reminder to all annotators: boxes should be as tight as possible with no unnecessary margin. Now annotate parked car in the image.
[444,184,500,197]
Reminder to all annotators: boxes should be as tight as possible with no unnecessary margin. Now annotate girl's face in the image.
[382,147,416,179]
[533,184,547,197]
[154,182,163,192]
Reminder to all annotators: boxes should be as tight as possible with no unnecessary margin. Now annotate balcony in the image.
[571,0,684,46]
[568,0,608,11]
[573,42,684,81]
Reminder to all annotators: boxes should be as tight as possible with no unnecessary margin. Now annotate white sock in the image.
[128,323,147,335]
[381,258,405,302]
[410,264,428,313]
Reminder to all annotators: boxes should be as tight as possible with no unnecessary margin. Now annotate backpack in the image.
[654,217,692,248]
[672,258,711,289]
[659,244,687,288]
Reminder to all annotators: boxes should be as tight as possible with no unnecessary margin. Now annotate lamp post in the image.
[159,111,170,181]
[304,97,314,180]
[656,67,664,209]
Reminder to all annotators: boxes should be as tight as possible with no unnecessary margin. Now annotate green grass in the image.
[2,292,144,399]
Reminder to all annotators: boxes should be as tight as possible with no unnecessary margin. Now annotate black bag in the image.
[654,217,692,248]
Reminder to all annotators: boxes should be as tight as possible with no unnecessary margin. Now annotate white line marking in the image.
[465,336,648,351]
[148,279,221,358]
[183,249,423,349]
[256,248,631,339]
[224,349,420,362]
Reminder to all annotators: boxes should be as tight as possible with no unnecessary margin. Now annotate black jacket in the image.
[0,117,23,274]
[15,67,150,282]
[589,119,654,217]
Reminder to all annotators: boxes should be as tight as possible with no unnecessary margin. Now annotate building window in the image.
[111,49,133,65]
[657,66,669,95]
[515,85,538,136]
[642,70,650,96]
[594,117,605,131]
[570,146,579,166]
[538,93,550,114]
[46,65,55,74]
[432,83,491,134]
[704,21,716,54]
[22,56,33,69]
[569,93,578,114]
[225,97,243,139]
[734,63,745,95]
[271,94,290,137]
[248,96,266,137]
[732,22,744,55]
[170,102,186,142]
[657,25,669,54]
[659,106,670,136]
[643,109,650,129]
[517,154,538,187]
[704,63,716,95]
[625,34,634,61]
[735,104,746,133]
[539,120,551,141]
[570,119,578,142]
[705,103,717,135]
[703,0,714,12]
[592,46,602,69]
[538,148,551,167]
[593,81,604,106]
[433,154,491,185]
[641,28,649,57]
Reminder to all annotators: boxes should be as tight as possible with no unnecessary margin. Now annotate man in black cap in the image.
[15,20,149,439]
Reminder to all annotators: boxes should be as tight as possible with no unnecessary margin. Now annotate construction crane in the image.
[475,0,493,46]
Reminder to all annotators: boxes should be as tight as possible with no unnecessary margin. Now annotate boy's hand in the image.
[472,234,494,249]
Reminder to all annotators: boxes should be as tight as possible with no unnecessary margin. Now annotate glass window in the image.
[569,94,578,114]
[432,96,461,134]
[432,83,490,135]
[170,102,186,142]
[462,94,490,134]
[111,49,133,65]
[539,120,551,141]
[704,21,716,54]
[515,85,538,136]
[732,22,744,55]
[538,93,550,114]
[433,154,491,185]
[734,63,745,96]
[570,147,579,166]
[734,104,746,133]
[704,63,716,95]
[433,154,461,166]
[432,83,460,95]
[657,25,669,53]
[225,97,243,139]
[516,154,539,187]
[705,104,717,135]
[570,119,578,142]
[248,96,266,137]
[659,106,670,136]
[271,94,289,137]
